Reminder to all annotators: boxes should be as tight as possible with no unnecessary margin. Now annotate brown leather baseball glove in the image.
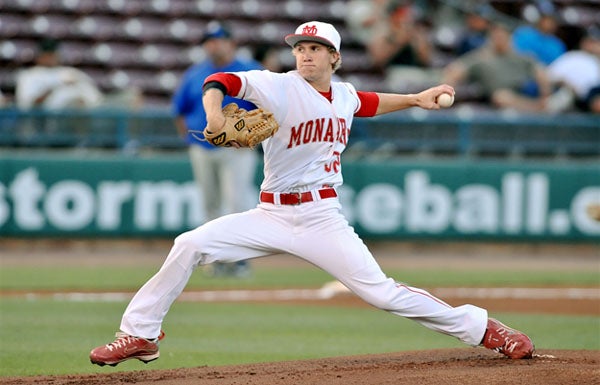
[202,103,279,148]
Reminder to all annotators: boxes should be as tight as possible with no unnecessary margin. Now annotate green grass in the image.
[0,263,598,377]
[0,266,332,291]
[1,265,598,291]
[0,298,598,377]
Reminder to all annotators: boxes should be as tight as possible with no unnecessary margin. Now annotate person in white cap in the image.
[90,21,534,367]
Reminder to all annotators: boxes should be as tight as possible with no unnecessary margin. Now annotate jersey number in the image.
[324,151,341,174]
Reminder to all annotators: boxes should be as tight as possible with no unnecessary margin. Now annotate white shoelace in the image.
[105,332,136,351]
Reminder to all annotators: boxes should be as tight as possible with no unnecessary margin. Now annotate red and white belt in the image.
[259,188,337,205]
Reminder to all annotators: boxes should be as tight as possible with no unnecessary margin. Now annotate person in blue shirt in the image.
[173,21,262,277]
[512,6,566,65]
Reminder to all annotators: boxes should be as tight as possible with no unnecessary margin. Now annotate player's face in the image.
[293,42,338,83]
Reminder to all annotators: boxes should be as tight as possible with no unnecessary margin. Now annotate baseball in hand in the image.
[437,93,454,108]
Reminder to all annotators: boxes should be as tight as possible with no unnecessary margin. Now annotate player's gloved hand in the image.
[199,103,279,148]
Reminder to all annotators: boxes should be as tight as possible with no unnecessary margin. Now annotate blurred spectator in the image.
[15,39,142,111]
[368,1,437,91]
[16,39,103,110]
[0,89,7,107]
[253,44,282,72]
[368,1,432,69]
[512,3,566,65]
[443,21,554,113]
[586,86,600,114]
[454,5,493,56]
[172,21,262,278]
[547,27,600,113]
[345,0,390,46]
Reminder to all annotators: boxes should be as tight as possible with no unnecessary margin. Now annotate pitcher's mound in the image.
[4,348,597,385]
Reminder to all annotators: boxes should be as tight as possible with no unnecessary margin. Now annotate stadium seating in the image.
[0,0,356,106]
[0,1,598,158]
[1,0,597,107]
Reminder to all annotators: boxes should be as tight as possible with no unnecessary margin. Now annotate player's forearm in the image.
[375,84,455,114]
[202,88,226,130]
[375,93,418,114]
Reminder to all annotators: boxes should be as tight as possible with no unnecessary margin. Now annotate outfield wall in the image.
[0,152,598,241]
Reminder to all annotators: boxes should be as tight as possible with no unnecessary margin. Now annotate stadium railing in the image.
[1,107,598,158]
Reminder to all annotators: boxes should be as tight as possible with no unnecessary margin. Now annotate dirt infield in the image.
[3,349,598,385]
[2,239,598,384]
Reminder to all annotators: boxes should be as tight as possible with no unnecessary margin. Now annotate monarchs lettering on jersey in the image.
[287,117,349,148]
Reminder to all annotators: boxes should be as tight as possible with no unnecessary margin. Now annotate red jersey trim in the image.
[204,73,243,96]
[204,74,379,117]
[355,91,379,117]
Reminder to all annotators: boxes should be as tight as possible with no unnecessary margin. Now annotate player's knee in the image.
[173,230,196,248]
[171,231,209,266]
[173,230,206,256]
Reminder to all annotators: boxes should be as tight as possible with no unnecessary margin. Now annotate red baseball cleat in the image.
[482,318,534,359]
[90,330,165,367]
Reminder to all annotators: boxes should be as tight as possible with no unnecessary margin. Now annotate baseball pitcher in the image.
[90,21,534,367]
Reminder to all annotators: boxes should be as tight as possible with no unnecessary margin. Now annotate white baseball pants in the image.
[120,196,488,346]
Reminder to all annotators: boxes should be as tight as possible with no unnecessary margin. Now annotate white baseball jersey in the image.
[234,70,358,192]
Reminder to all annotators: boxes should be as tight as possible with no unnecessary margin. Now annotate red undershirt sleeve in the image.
[204,73,243,97]
[355,91,379,117]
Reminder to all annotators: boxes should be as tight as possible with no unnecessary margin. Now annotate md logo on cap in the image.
[285,21,341,52]
[302,25,318,36]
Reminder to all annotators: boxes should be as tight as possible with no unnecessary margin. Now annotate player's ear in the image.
[330,50,342,72]
[329,50,338,65]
